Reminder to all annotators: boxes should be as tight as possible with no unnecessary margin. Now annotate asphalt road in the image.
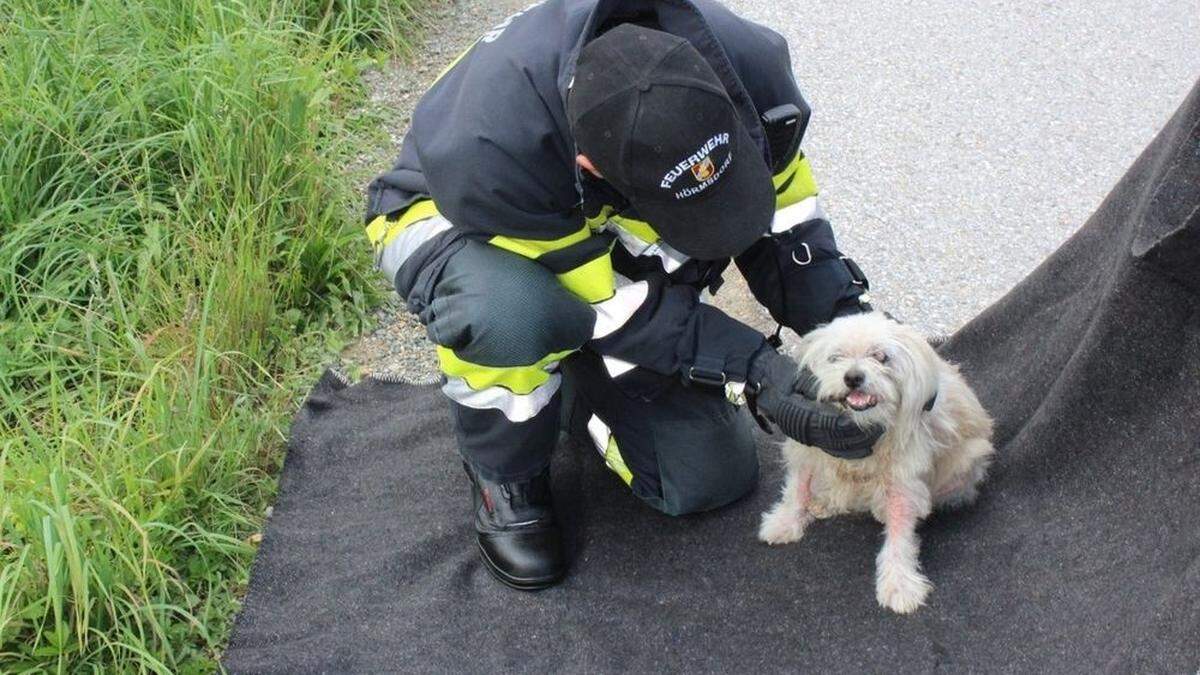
[721,0,1200,334]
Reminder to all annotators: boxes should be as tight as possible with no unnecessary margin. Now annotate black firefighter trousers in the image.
[422,240,759,517]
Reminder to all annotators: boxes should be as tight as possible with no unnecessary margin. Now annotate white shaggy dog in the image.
[758,312,994,614]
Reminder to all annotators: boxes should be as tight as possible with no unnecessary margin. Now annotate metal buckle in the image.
[791,242,812,266]
[687,366,727,387]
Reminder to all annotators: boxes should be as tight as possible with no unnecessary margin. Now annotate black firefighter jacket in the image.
[364,0,868,396]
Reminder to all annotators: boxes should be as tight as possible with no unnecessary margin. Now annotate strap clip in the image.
[687,365,727,387]
[841,256,869,288]
[791,242,813,266]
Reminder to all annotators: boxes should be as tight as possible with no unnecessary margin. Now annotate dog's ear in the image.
[889,323,940,411]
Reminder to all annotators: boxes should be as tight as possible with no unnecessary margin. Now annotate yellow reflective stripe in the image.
[774,154,819,209]
[366,200,441,248]
[603,436,634,485]
[609,214,660,244]
[488,222,616,303]
[585,204,615,231]
[435,347,576,396]
[366,215,389,247]
[556,251,615,304]
[488,223,591,259]
[434,43,474,85]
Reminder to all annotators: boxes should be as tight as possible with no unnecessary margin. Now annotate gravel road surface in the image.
[341,0,1200,380]
[339,0,529,381]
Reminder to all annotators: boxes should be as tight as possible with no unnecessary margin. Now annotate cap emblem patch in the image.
[659,132,731,191]
[691,156,715,182]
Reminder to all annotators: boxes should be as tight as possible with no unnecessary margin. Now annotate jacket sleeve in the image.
[734,148,870,338]
[701,5,871,334]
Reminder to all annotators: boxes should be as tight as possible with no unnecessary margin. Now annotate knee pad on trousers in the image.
[426,240,595,367]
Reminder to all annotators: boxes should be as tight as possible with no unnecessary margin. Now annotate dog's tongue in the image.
[846,391,873,408]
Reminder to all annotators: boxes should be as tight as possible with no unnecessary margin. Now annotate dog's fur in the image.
[758,312,994,614]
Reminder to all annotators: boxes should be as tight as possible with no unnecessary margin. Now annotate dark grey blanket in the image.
[223,80,1200,673]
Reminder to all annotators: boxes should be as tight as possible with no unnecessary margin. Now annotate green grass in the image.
[0,0,425,670]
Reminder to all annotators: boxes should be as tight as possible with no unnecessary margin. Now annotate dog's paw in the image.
[757,505,808,545]
[875,564,933,614]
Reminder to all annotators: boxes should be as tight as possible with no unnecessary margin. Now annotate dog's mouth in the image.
[842,390,879,411]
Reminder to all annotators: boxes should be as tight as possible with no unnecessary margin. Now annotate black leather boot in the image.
[464,462,566,590]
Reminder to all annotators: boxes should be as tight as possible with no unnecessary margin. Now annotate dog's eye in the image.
[872,350,889,364]
[827,353,841,363]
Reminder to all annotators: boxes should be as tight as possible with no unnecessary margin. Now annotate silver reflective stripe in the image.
[586,414,611,456]
[441,373,560,423]
[593,274,644,377]
[591,278,649,339]
[378,214,453,281]
[602,355,637,378]
[605,221,690,273]
[648,241,690,273]
[770,196,826,234]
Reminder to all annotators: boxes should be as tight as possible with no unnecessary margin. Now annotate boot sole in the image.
[476,540,566,591]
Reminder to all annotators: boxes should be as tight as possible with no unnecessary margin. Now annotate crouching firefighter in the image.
[364,0,881,590]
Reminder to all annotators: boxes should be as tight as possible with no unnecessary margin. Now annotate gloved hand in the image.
[747,344,882,459]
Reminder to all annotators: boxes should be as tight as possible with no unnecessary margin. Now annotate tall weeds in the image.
[0,0,420,669]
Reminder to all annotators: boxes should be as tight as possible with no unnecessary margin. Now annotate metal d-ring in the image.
[791,242,812,265]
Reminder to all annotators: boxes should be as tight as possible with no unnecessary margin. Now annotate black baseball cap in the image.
[567,23,775,260]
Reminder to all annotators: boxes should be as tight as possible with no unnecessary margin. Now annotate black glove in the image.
[747,344,882,459]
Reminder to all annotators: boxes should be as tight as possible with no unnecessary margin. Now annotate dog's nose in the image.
[844,369,865,390]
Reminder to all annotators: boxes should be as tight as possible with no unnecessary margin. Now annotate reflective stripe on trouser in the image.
[434,276,644,429]
[437,345,572,479]
[585,414,634,485]
[380,210,660,485]
[369,207,576,431]
[446,390,563,484]
[562,350,759,516]
[423,239,598,482]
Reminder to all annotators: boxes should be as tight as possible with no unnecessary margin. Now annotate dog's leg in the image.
[932,437,994,510]
[875,482,933,613]
[758,464,814,545]
[933,474,973,507]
